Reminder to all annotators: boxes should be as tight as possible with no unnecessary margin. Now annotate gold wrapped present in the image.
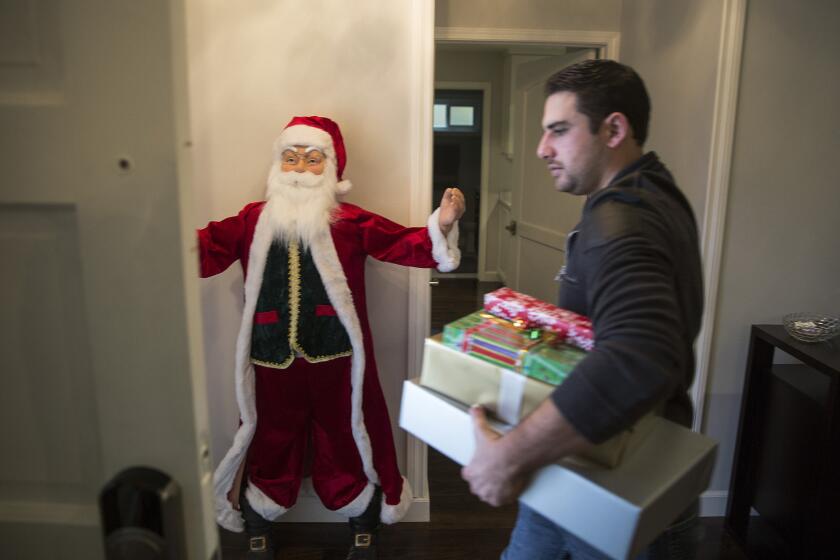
[419,335,651,468]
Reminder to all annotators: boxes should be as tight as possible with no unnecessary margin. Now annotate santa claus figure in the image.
[199,116,464,558]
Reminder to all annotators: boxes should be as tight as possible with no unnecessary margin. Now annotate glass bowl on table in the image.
[782,312,840,343]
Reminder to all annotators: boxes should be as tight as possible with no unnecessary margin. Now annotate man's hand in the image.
[461,399,592,507]
[438,187,466,236]
[461,406,528,507]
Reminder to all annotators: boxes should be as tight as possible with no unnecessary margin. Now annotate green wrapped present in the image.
[441,310,584,386]
[442,310,546,369]
[441,310,488,348]
[522,343,586,385]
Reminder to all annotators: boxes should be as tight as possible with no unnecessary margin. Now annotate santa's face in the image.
[267,143,337,195]
[264,145,339,246]
[280,146,327,175]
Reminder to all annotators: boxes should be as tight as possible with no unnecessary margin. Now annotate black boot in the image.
[345,486,382,560]
[240,486,276,559]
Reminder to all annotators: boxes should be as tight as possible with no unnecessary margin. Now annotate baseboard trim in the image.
[276,496,430,523]
[699,490,728,517]
[431,271,479,279]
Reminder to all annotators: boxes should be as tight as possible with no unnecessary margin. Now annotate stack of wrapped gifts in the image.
[420,287,642,468]
[405,287,717,558]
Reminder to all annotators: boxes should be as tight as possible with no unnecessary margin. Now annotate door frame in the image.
[433,81,493,281]
[690,0,747,440]
[409,6,747,515]
[405,23,620,517]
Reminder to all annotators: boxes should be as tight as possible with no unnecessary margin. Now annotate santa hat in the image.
[274,115,352,194]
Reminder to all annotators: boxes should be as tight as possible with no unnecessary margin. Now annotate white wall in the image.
[620,0,723,228]
[436,0,622,31]
[704,0,840,507]
[186,0,426,486]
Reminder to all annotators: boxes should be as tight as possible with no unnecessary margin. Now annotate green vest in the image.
[250,239,352,368]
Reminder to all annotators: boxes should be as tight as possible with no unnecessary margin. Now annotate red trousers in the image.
[246,358,369,510]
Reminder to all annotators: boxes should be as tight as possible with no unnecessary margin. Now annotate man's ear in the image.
[603,112,632,148]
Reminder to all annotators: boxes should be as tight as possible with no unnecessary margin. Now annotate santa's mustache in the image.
[273,170,323,189]
[266,167,338,199]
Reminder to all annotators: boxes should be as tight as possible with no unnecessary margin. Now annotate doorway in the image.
[429,43,597,334]
[433,88,483,277]
[405,29,619,522]
[431,86,501,332]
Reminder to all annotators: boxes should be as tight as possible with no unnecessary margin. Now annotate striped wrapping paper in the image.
[441,310,585,386]
[483,287,594,351]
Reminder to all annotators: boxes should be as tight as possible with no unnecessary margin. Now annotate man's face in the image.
[280,146,327,175]
[536,92,607,196]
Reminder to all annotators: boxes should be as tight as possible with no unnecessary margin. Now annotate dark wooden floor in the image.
[430,277,502,334]
[219,447,749,559]
[220,449,516,560]
[219,279,751,559]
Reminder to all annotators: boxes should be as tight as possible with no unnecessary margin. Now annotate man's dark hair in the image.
[545,59,651,146]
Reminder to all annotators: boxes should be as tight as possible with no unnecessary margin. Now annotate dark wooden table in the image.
[725,324,840,559]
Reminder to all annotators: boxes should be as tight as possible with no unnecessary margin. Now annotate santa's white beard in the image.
[263,165,339,247]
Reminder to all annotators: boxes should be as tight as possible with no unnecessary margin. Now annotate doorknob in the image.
[99,467,187,559]
[505,220,517,236]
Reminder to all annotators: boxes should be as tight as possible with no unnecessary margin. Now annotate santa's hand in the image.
[461,405,527,507]
[438,187,465,236]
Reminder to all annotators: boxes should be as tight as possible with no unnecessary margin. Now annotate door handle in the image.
[504,220,517,236]
[99,467,186,559]
[429,280,440,286]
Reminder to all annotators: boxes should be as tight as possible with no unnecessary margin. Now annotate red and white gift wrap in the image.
[483,288,594,351]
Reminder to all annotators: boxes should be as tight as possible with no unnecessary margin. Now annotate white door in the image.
[0,2,216,558]
[508,50,595,303]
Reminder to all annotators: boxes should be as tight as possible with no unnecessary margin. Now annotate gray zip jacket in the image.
[552,152,703,443]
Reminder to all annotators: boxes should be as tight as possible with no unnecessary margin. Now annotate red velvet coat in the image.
[199,201,459,531]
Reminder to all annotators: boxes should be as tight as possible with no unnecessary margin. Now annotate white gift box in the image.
[399,378,717,560]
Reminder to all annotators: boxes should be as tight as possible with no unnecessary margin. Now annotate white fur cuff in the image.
[333,482,375,518]
[215,496,245,533]
[245,482,289,521]
[428,208,461,272]
[380,477,413,525]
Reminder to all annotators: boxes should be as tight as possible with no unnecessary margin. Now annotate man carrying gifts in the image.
[461,60,704,559]
[199,116,465,559]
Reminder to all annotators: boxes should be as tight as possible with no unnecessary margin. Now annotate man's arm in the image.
[552,200,683,443]
[461,399,593,506]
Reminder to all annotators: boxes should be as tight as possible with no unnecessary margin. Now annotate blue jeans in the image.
[501,502,700,560]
